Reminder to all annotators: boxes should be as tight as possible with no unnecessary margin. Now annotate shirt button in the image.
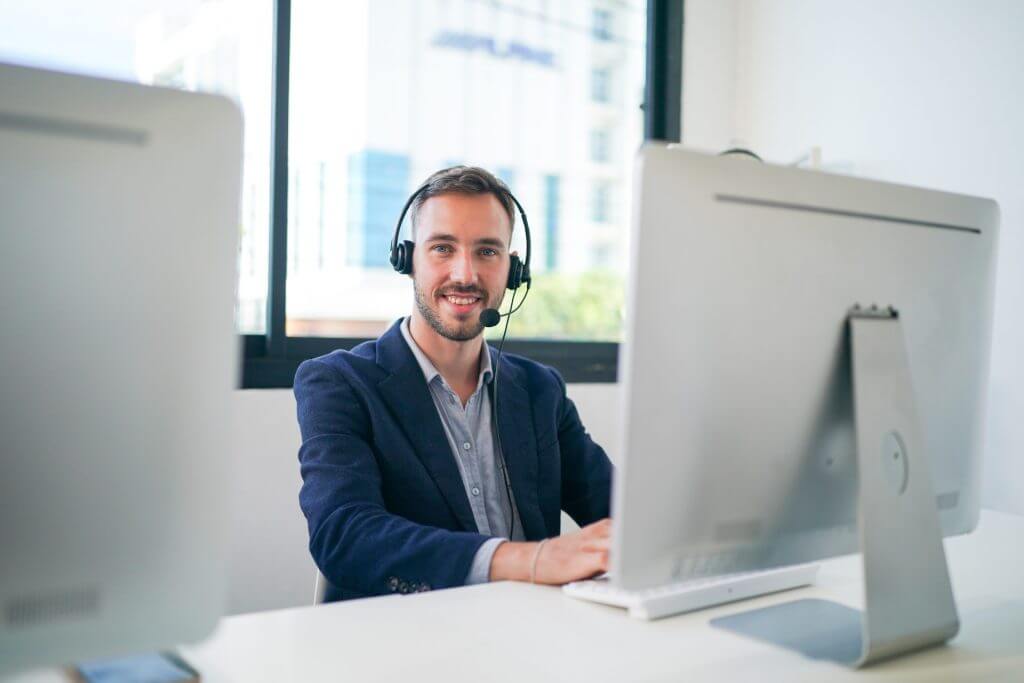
[463,442,471,451]
[472,487,480,496]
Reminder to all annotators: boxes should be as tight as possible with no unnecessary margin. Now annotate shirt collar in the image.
[399,316,493,389]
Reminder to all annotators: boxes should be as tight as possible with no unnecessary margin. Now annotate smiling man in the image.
[294,166,613,602]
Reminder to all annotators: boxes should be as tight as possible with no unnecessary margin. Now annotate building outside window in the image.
[591,66,611,103]
[281,0,644,341]
[591,182,611,223]
[346,150,410,268]
[592,7,614,42]
[1,0,647,345]
[590,129,611,163]
[543,174,560,272]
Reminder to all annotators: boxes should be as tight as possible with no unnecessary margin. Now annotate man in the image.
[295,166,613,602]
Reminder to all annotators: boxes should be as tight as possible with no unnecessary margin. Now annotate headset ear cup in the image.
[507,254,523,290]
[393,239,415,275]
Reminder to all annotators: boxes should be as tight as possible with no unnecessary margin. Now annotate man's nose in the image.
[450,249,477,283]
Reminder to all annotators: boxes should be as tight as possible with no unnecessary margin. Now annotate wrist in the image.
[488,541,538,582]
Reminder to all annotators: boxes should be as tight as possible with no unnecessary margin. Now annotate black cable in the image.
[503,279,531,317]
[490,284,520,542]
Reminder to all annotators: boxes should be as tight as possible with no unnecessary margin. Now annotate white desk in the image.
[179,510,1024,682]
[9,511,1022,682]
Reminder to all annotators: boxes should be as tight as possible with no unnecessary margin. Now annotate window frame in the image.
[241,0,683,389]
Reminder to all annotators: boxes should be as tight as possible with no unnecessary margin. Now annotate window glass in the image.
[592,8,614,42]
[591,66,612,103]
[590,129,611,163]
[286,0,645,341]
[592,182,612,223]
[0,1,274,334]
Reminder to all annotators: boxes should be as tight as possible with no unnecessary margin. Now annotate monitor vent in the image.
[0,111,148,146]
[4,586,99,628]
[936,491,960,510]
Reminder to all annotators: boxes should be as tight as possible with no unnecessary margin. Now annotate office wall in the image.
[225,383,619,615]
[683,0,1024,515]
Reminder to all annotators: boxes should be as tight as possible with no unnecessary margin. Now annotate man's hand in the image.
[489,518,611,584]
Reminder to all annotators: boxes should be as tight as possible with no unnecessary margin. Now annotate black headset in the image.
[389,177,532,291]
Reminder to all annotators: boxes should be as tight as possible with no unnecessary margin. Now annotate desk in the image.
[9,511,1022,683]
[180,510,1024,682]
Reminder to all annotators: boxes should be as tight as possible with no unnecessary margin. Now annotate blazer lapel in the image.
[491,348,546,540]
[376,322,478,533]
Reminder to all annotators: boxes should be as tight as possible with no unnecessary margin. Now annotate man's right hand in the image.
[488,518,611,585]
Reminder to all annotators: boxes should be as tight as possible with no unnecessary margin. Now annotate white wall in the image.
[684,0,1024,515]
[225,383,619,615]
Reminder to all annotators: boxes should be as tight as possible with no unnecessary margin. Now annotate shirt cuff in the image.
[465,537,506,585]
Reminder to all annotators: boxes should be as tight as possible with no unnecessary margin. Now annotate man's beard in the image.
[414,279,497,342]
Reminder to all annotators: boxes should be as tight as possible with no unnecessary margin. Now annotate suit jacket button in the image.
[387,577,399,592]
[418,583,431,592]
[399,581,409,594]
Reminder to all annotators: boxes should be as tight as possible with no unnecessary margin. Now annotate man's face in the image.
[412,192,511,342]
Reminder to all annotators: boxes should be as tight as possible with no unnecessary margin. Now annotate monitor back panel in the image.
[612,145,998,590]
[0,64,241,672]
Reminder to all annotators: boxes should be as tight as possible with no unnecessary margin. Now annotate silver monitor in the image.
[611,144,998,664]
[0,63,241,675]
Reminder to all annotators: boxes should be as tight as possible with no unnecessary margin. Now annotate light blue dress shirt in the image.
[400,317,526,584]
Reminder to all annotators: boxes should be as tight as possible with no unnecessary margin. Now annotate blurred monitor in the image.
[611,144,998,589]
[0,63,241,674]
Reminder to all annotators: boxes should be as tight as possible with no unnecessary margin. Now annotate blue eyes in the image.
[431,244,498,257]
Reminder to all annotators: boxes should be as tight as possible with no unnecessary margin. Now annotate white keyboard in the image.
[563,563,819,620]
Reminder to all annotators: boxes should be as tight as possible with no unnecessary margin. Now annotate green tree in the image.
[486,270,624,341]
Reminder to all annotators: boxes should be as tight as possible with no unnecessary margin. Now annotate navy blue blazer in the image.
[294,319,613,602]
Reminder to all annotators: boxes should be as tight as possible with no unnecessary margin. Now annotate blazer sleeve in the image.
[548,367,614,527]
[294,358,491,597]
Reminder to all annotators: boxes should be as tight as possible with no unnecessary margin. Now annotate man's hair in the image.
[410,166,516,238]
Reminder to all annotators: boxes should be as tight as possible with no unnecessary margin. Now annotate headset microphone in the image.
[480,308,501,328]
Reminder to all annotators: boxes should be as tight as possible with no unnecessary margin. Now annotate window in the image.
[590,129,611,163]
[1,0,683,386]
[543,175,561,272]
[591,182,611,223]
[284,0,647,344]
[345,151,410,269]
[591,67,612,103]
[592,8,614,42]
[0,1,275,335]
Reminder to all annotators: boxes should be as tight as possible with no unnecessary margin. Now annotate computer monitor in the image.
[0,63,241,675]
[612,144,998,664]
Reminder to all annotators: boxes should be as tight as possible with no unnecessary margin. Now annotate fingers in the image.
[533,519,613,584]
[581,518,612,539]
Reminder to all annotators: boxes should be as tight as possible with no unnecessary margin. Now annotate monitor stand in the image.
[711,306,959,667]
